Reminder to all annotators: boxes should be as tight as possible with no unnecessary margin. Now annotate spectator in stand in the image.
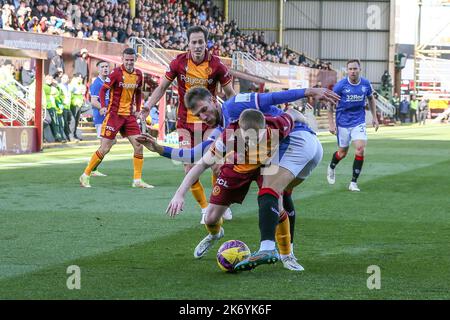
[21,60,35,87]
[409,94,418,123]
[69,73,85,141]
[399,95,410,124]
[0,59,19,95]
[1,0,329,68]
[298,52,306,65]
[418,98,429,126]
[391,92,400,122]
[58,73,72,141]
[43,74,63,142]
[72,48,89,83]
[313,81,323,116]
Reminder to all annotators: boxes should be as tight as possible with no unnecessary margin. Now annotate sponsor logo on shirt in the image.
[119,82,139,89]
[180,74,213,86]
[345,94,365,102]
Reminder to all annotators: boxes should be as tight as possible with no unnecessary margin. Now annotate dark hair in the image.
[122,47,136,56]
[187,25,208,42]
[346,59,361,67]
[96,60,108,67]
[184,87,212,110]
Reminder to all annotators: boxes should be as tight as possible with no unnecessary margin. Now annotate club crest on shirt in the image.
[212,186,221,196]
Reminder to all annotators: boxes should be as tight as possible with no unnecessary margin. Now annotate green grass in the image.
[0,125,449,299]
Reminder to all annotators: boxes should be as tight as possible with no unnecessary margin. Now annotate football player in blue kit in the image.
[326,59,379,192]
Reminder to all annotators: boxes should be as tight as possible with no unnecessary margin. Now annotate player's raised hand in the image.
[135,133,152,145]
[305,88,340,105]
[136,134,164,154]
[166,194,185,218]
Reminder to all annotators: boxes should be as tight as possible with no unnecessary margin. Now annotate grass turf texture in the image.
[0,125,449,299]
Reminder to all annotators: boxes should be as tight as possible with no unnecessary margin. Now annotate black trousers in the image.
[47,109,61,141]
[410,110,417,123]
[62,109,72,140]
[70,106,82,139]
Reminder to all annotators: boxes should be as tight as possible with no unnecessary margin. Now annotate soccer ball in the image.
[216,240,251,272]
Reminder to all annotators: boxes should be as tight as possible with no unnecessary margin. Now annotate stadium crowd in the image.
[0,0,331,68]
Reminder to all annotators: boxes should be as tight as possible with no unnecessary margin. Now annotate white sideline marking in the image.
[0,153,155,169]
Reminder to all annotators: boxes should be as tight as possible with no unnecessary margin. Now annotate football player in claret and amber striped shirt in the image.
[142,25,236,224]
[79,48,153,189]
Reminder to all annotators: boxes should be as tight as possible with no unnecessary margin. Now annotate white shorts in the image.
[337,123,367,148]
[95,124,102,139]
[275,130,323,180]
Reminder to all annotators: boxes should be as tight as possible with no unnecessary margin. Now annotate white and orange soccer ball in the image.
[216,240,251,272]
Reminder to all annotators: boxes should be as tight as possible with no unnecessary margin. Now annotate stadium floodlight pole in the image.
[130,0,136,18]
[224,0,229,23]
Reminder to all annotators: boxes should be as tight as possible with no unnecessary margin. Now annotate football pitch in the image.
[0,125,449,300]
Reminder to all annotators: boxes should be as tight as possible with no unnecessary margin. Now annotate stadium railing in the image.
[375,94,396,118]
[232,51,280,83]
[128,37,173,69]
[0,82,35,126]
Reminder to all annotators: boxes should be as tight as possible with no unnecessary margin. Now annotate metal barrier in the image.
[375,95,396,118]
[128,37,173,68]
[0,86,33,125]
[0,79,42,126]
[232,51,279,83]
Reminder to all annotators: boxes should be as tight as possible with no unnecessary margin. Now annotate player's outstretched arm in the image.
[135,134,164,154]
[153,127,223,163]
[166,150,216,217]
[257,88,340,111]
[305,88,340,105]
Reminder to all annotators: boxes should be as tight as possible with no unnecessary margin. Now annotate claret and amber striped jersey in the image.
[211,113,294,174]
[100,65,143,116]
[165,50,232,124]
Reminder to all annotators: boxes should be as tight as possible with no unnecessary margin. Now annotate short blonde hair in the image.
[238,109,266,131]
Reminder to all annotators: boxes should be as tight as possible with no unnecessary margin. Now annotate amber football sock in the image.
[205,217,223,236]
[191,180,208,209]
[276,210,291,257]
[133,153,144,180]
[84,151,104,176]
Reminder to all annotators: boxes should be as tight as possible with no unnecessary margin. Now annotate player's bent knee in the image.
[99,140,113,154]
[205,211,223,225]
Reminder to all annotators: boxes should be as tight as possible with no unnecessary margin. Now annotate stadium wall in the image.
[0,127,37,155]
[225,0,393,87]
